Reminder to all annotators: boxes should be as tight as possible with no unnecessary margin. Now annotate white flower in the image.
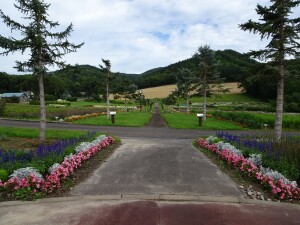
[247,154,262,167]
[48,163,60,174]
[10,167,44,180]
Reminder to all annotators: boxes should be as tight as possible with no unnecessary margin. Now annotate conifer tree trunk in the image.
[38,73,46,143]
[106,82,110,119]
[203,72,207,121]
[275,21,285,140]
[186,97,189,114]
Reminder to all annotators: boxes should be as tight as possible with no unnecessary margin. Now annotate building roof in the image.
[1,93,26,98]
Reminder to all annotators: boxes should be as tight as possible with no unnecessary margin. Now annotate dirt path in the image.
[147,103,168,127]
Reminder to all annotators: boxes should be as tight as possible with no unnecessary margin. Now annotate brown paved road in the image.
[0,199,299,225]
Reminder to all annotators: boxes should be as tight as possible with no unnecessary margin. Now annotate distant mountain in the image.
[134,49,259,89]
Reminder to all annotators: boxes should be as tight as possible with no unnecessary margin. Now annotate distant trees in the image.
[0,0,83,142]
[239,0,300,140]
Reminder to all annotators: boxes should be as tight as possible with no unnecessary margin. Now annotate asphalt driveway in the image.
[71,137,242,197]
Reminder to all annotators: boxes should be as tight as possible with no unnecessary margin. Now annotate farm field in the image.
[141,82,243,99]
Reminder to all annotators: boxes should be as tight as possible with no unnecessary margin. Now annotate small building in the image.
[0,92,29,103]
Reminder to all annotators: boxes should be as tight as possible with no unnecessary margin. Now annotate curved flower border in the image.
[197,138,300,201]
[0,137,115,196]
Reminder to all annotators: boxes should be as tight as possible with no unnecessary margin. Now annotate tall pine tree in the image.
[193,45,223,120]
[99,59,111,119]
[239,0,300,140]
[0,0,84,142]
[175,68,196,114]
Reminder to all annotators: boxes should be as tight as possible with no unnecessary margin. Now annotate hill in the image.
[135,49,259,89]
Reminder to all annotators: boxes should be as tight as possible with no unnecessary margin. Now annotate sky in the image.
[0,0,298,74]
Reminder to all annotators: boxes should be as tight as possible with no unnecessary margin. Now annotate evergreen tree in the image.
[239,0,300,140]
[99,59,111,119]
[0,0,83,142]
[193,45,223,120]
[175,68,196,114]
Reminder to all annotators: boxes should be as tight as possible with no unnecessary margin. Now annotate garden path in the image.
[71,137,242,197]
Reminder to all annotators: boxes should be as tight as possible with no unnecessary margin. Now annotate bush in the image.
[5,96,20,103]
[0,169,8,181]
[46,101,71,106]
[66,97,77,102]
[110,99,124,104]
[0,99,6,116]
[45,94,56,101]
[211,111,300,129]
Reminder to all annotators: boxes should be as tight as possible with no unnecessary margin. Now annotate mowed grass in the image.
[162,113,244,130]
[142,82,243,99]
[0,126,89,139]
[72,112,152,127]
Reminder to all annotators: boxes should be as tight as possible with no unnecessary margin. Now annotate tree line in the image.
[0,0,299,141]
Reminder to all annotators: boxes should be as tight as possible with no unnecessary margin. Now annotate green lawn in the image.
[0,126,90,139]
[72,112,152,127]
[162,113,244,130]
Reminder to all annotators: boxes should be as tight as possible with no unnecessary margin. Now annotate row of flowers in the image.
[198,137,300,200]
[0,135,115,198]
[92,105,137,110]
[65,112,105,122]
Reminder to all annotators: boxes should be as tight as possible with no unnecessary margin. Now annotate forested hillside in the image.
[0,49,299,111]
[135,49,259,88]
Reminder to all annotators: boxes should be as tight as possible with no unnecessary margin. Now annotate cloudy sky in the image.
[0,0,297,74]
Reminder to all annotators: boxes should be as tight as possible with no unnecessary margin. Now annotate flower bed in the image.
[197,137,300,201]
[0,135,115,199]
[65,112,105,122]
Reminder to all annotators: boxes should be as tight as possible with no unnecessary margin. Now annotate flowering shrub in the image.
[0,136,115,199]
[92,105,137,110]
[214,140,243,156]
[198,138,300,200]
[65,112,105,122]
[216,131,300,181]
[48,104,66,107]
[47,163,60,174]
[9,167,44,180]
[247,154,262,167]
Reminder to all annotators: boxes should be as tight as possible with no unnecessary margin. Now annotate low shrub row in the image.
[197,137,300,200]
[0,135,115,200]
[30,101,71,106]
[0,132,97,175]
[216,131,300,181]
[211,111,300,129]
[65,112,105,122]
[3,103,104,120]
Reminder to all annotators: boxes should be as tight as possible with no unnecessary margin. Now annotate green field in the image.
[162,113,244,130]
[72,112,152,127]
[0,126,90,139]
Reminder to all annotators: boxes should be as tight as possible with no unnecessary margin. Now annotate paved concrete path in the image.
[71,138,242,197]
[0,198,299,225]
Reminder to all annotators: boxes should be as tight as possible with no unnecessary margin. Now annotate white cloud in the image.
[0,0,294,74]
